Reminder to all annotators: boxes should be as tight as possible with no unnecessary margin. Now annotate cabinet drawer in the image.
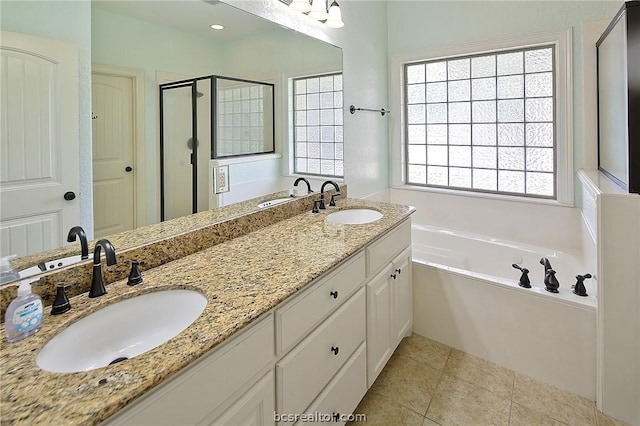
[106,314,275,426]
[366,219,411,276]
[297,343,367,426]
[276,251,365,354]
[276,287,365,417]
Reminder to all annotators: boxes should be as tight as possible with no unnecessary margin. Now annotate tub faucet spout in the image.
[540,257,553,272]
[544,269,560,293]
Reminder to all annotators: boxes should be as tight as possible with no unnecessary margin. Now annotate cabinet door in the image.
[207,371,275,426]
[391,248,412,349]
[366,263,394,387]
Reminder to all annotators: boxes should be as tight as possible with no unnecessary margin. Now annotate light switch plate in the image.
[214,165,229,194]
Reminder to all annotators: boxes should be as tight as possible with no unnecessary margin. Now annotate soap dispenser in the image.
[5,278,44,342]
[0,255,19,285]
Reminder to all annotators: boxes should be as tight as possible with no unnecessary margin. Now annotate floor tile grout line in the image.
[422,347,450,419]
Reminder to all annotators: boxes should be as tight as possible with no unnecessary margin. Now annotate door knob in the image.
[63,191,76,201]
[125,166,133,172]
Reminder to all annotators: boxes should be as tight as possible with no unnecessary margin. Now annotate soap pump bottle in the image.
[0,254,19,285]
[5,278,44,343]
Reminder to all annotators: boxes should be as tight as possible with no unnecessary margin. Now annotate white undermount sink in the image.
[325,208,383,225]
[36,289,207,373]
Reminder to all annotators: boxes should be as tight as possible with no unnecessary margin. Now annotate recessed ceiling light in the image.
[210,24,225,30]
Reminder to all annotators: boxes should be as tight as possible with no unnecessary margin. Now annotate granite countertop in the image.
[0,198,414,425]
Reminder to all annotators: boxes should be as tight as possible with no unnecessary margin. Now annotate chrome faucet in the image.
[67,226,89,260]
[319,180,340,209]
[294,177,313,194]
[89,239,117,298]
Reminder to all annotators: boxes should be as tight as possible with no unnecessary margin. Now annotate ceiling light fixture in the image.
[308,0,329,20]
[325,1,344,28]
[210,24,225,30]
[288,0,344,29]
[289,0,311,13]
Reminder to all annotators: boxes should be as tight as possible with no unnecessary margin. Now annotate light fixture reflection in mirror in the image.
[287,0,344,28]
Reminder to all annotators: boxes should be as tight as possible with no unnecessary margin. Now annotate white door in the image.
[91,72,135,238]
[0,30,80,257]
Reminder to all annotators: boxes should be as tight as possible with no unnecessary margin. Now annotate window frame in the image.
[390,28,574,206]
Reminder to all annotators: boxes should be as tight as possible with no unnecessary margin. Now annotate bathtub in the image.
[411,223,597,400]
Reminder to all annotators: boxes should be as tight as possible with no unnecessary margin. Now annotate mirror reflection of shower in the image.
[159,79,211,221]
[159,76,274,221]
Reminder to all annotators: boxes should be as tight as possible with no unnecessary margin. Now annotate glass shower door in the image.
[160,83,196,221]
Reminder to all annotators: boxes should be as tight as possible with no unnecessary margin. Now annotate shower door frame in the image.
[159,75,275,221]
[159,79,203,221]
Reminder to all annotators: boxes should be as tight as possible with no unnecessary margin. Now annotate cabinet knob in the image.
[330,290,339,299]
[331,346,339,356]
[390,273,397,280]
[63,191,76,201]
[395,268,402,274]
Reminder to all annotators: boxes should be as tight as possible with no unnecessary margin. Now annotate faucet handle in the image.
[512,264,531,288]
[127,260,145,286]
[51,284,71,315]
[312,200,321,213]
[572,273,592,297]
[329,194,340,207]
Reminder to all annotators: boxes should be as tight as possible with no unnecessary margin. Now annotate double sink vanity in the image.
[0,190,414,425]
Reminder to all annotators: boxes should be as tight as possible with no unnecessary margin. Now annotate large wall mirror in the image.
[0,0,342,282]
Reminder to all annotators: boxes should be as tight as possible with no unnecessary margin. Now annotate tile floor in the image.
[350,334,630,426]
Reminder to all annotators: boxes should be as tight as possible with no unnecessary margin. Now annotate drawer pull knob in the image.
[330,290,339,299]
[390,273,397,280]
[331,346,339,356]
[396,268,402,274]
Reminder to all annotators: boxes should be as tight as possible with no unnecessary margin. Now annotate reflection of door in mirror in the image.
[0,31,80,257]
[91,71,135,238]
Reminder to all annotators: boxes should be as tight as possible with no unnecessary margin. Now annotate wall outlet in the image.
[214,166,229,194]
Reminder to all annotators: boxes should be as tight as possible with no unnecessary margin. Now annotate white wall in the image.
[386,1,620,210]
[222,0,390,199]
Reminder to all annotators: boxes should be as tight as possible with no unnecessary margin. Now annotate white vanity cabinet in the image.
[274,251,367,424]
[104,217,412,426]
[104,314,275,426]
[365,219,412,387]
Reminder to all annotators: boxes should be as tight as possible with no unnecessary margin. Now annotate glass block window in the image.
[405,46,556,198]
[216,79,273,157]
[293,73,344,177]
